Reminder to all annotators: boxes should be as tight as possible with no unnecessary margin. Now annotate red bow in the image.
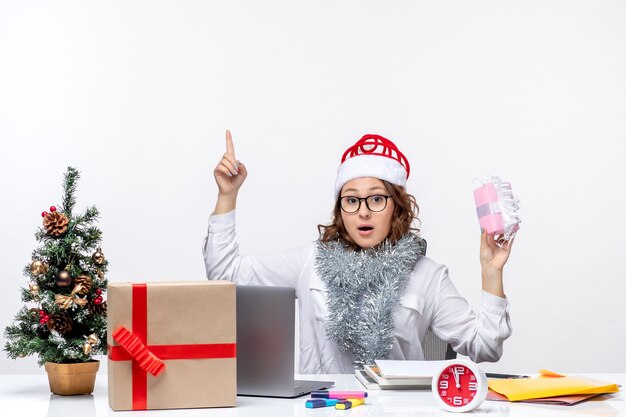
[112,326,166,377]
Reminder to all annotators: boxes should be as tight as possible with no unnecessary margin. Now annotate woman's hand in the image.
[212,130,248,214]
[480,231,514,272]
[479,231,514,297]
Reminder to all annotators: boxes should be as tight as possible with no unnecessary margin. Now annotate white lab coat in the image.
[203,210,512,374]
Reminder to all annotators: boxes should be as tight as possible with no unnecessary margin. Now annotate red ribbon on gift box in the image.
[108,283,236,410]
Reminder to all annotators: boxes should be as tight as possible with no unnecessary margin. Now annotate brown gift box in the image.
[107,281,236,411]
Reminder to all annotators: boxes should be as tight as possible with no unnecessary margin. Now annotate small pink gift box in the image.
[473,177,520,239]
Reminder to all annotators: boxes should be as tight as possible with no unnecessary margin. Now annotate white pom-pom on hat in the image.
[334,134,410,198]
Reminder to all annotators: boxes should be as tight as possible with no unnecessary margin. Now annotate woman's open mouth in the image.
[357,225,374,236]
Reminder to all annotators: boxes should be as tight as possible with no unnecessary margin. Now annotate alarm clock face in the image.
[432,360,487,413]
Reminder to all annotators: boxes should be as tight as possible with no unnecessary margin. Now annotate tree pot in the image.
[44,360,100,395]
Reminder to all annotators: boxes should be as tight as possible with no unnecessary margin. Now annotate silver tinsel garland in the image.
[315,234,423,368]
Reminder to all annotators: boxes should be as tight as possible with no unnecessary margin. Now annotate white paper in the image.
[375,360,447,379]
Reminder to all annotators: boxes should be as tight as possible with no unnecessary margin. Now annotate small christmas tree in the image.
[4,167,108,365]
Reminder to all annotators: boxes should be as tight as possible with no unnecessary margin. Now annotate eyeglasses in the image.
[339,195,391,213]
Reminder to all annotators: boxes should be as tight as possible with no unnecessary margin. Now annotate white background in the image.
[1,0,625,375]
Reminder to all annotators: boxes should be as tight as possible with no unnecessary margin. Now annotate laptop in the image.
[236,285,334,398]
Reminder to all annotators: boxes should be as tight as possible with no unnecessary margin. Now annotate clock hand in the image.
[452,368,460,388]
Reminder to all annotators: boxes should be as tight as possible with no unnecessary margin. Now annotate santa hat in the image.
[334,134,410,198]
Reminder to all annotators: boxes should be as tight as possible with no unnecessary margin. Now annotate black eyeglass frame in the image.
[339,195,391,213]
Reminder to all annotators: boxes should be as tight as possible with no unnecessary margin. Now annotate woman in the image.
[204,131,514,374]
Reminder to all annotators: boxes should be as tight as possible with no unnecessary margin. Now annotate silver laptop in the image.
[236,285,334,398]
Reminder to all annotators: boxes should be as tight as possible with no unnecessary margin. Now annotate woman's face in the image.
[340,177,395,248]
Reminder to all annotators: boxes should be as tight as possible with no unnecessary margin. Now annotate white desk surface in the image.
[1,373,624,417]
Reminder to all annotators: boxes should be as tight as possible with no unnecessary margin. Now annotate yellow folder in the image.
[488,370,619,402]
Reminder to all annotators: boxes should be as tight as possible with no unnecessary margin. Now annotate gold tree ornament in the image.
[82,334,99,355]
[55,271,72,287]
[43,212,69,237]
[29,283,40,297]
[30,260,48,275]
[92,247,105,265]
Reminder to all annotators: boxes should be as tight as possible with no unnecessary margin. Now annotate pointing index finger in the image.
[225,129,235,157]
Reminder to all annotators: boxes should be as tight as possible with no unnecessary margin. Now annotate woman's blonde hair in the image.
[317,180,420,249]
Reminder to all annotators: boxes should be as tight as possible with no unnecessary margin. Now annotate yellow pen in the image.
[335,398,365,410]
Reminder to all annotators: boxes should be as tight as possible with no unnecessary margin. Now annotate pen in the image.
[335,398,365,410]
[305,399,339,408]
[311,390,368,399]
[486,373,530,379]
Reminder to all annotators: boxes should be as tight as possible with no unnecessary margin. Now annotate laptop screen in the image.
[236,285,296,395]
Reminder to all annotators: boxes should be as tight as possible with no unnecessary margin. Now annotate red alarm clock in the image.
[432,359,488,412]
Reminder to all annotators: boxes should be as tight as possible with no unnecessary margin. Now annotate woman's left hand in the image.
[479,231,514,297]
[480,230,514,273]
